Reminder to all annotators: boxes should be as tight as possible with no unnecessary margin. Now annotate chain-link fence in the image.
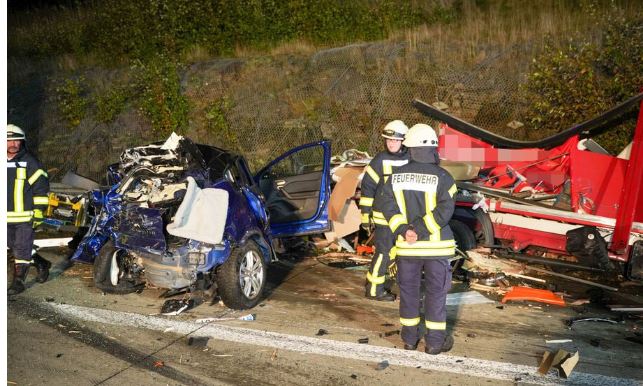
[31,40,532,183]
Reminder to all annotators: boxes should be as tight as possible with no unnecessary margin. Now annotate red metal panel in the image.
[493,222,568,254]
[611,101,643,255]
[569,146,627,218]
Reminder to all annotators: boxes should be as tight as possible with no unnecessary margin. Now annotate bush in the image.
[524,18,643,154]
[55,77,88,127]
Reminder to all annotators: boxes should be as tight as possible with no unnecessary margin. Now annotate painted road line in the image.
[49,303,640,386]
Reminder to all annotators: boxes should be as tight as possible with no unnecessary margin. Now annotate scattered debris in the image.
[538,350,579,378]
[187,336,209,347]
[350,374,358,379]
[379,330,400,338]
[153,360,165,368]
[375,360,389,370]
[565,317,618,328]
[316,329,329,336]
[358,337,369,344]
[239,313,256,321]
[56,353,63,358]
[545,339,573,344]
[446,291,495,306]
[45,297,55,302]
[271,349,278,361]
[521,266,619,292]
[68,330,81,334]
[501,286,565,306]
[608,305,643,312]
[467,333,477,338]
[161,299,194,316]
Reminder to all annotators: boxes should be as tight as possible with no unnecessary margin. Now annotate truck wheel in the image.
[93,241,141,294]
[450,219,476,271]
[218,241,266,310]
[474,209,495,247]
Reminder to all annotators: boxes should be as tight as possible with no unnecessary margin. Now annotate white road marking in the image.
[49,303,641,386]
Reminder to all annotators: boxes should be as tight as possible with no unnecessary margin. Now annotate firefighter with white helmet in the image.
[7,124,51,295]
[359,120,410,301]
[378,123,457,354]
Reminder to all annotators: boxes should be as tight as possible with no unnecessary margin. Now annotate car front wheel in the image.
[217,241,267,310]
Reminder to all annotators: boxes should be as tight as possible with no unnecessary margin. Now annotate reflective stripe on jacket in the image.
[359,150,408,225]
[378,160,457,258]
[7,149,50,223]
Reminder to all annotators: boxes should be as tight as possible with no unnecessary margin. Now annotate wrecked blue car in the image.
[72,134,331,309]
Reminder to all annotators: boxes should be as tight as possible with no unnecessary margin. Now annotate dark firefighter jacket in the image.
[7,148,50,223]
[378,159,457,258]
[359,150,409,226]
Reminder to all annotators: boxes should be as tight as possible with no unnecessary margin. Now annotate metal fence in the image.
[34,40,532,183]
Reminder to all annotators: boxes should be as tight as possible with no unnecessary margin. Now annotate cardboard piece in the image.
[328,167,363,221]
[324,200,362,240]
[538,349,579,378]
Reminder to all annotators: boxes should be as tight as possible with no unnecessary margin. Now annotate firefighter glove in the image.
[33,209,44,228]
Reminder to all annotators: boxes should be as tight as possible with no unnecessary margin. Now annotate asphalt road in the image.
[6,246,643,385]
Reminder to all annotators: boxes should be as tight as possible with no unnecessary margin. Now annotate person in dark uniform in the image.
[359,120,409,301]
[7,124,51,295]
[378,123,457,354]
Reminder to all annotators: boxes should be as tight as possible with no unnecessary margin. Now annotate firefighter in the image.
[359,120,409,301]
[378,123,457,354]
[7,124,51,295]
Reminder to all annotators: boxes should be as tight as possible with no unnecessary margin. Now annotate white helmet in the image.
[381,120,408,140]
[403,123,438,147]
[7,124,26,141]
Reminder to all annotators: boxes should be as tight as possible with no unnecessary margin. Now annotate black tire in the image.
[217,241,267,310]
[450,219,476,271]
[93,241,141,294]
[473,209,495,247]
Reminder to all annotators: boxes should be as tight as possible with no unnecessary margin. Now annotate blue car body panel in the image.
[71,139,331,285]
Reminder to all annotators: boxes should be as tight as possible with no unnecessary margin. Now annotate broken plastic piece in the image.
[501,286,565,306]
[358,337,369,344]
[356,245,374,255]
[239,313,256,321]
[161,299,194,315]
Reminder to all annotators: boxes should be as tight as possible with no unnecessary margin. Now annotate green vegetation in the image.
[525,18,643,153]
[8,0,449,63]
[54,77,88,127]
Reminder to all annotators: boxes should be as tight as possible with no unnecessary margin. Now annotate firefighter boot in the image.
[425,335,454,355]
[8,264,30,295]
[32,253,51,283]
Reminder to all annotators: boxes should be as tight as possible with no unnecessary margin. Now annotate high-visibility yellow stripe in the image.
[367,254,386,295]
[372,217,388,226]
[33,196,50,205]
[389,246,397,261]
[15,259,33,264]
[388,214,406,232]
[395,247,456,257]
[383,163,393,175]
[426,321,447,330]
[16,167,27,180]
[365,166,380,184]
[359,197,374,207]
[400,317,421,326]
[8,216,33,223]
[448,183,457,198]
[396,239,456,249]
[424,211,441,235]
[28,169,48,185]
[394,189,406,214]
[372,211,386,219]
[361,213,370,224]
[14,178,25,213]
[8,211,34,217]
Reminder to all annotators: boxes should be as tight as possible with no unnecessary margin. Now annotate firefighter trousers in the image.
[365,224,395,297]
[8,222,35,265]
[398,258,452,348]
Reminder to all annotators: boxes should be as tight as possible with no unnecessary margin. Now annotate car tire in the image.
[217,241,267,310]
[93,241,141,294]
[450,219,476,271]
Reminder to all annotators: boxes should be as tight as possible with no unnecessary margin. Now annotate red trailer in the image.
[414,93,643,280]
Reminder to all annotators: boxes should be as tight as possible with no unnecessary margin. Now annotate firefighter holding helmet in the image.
[7,124,51,295]
[378,123,457,354]
[359,120,409,301]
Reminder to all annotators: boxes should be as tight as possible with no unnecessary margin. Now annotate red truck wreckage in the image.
[412,92,643,282]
